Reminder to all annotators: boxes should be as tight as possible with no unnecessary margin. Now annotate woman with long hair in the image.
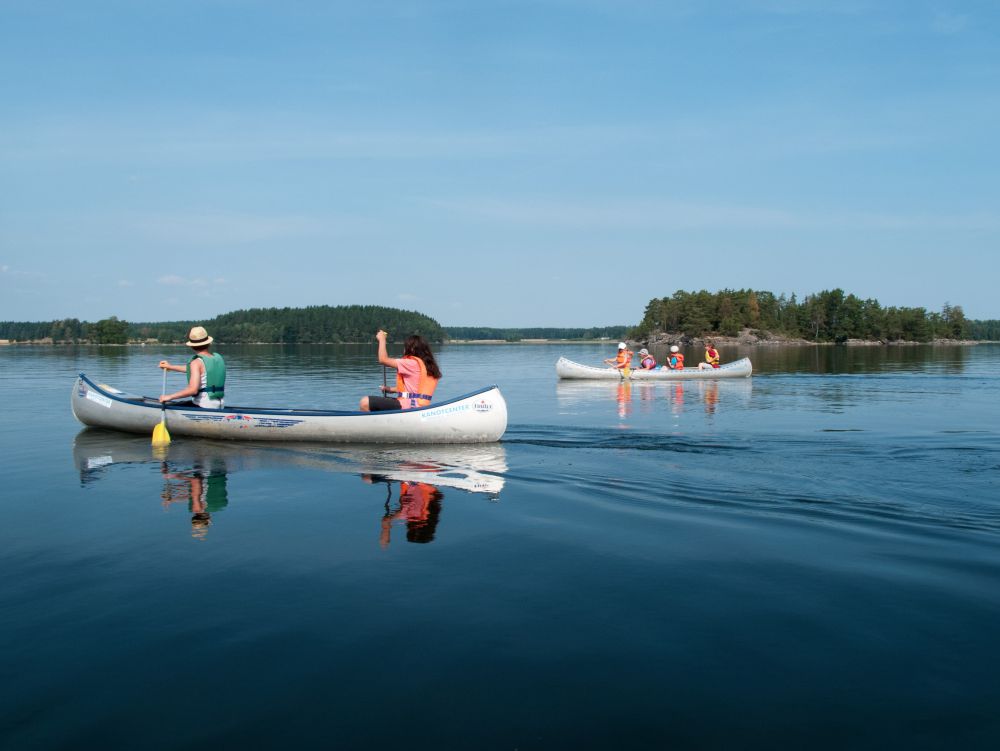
[359,330,442,411]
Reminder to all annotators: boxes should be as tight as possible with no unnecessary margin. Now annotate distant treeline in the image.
[443,326,629,342]
[0,316,131,344]
[971,320,1000,340]
[0,305,445,344]
[3,298,995,345]
[630,289,978,343]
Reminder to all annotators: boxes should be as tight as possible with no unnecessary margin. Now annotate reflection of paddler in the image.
[380,481,443,547]
[703,381,719,413]
[160,463,229,539]
[617,379,632,419]
[365,475,444,547]
[670,382,684,416]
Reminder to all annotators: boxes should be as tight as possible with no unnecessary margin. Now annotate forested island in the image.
[0,306,444,344]
[630,289,995,343]
[1,292,998,345]
[0,306,626,345]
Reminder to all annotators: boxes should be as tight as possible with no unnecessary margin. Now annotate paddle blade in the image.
[152,417,171,446]
[622,368,632,379]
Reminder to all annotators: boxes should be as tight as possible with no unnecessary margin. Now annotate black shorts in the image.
[367,395,402,412]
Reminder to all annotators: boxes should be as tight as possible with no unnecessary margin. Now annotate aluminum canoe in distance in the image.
[555,356,753,380]
[71,374,507,444]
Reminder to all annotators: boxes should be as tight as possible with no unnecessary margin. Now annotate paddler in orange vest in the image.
[359,330,442,411]
[664,345,685,370]
[603,342,633,371]
[698,340,721,370]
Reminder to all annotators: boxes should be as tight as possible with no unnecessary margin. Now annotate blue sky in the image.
[2,0,998,326]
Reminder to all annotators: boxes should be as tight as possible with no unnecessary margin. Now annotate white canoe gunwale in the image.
[72,373,507,444]
[555,356,753,381]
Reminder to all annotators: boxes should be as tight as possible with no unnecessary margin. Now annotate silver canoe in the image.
[72,373,507,444]
[555,356,753,380]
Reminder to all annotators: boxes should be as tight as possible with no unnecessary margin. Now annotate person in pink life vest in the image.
[359,329,442,411]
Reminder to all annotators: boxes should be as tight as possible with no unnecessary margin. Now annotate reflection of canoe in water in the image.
[72,373,507,444]
[72,429,508,496]
[555,356,753,381]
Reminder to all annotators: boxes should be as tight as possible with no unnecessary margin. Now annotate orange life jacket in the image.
[398,482,436,521]
[395,355,438,409]
[616,350,633,368]
[669,352,685,370]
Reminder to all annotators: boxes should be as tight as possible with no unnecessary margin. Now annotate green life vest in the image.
[203,472,229,512]
[187,352,226,401]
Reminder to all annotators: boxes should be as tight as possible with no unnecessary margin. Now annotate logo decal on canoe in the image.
[181,413,302,429]
[420,403,471,420]
[85,389,113,409]
[473,400,493,413]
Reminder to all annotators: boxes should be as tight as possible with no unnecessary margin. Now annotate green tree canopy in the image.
[630,289,977,343]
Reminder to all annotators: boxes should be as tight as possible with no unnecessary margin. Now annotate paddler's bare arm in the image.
[375,330,397,368]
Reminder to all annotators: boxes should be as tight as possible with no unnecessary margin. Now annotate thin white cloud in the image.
[133,212,333,245]
[158,275,219,288]
[930,10,968,34]
[426,196,1000,232]
[118,279,133,287]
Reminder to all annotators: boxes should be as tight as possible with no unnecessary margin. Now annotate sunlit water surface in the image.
[2,343,999,749]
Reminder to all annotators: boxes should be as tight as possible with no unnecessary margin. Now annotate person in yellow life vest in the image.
[663,345,685,370]
[637,348,657,369]
[158,326,226,408]
[603,342,633,370]
[699,340,721,370]
[359,330,442,411]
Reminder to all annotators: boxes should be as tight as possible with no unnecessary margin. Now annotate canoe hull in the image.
[555,356,753,380]
[72,374,507,444]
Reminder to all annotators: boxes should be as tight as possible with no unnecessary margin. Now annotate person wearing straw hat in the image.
[158,326,226,408]
[637,348,657,370]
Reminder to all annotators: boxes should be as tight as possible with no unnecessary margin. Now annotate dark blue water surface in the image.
[2,343,999,749]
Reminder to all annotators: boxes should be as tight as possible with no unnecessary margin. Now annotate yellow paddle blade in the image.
[152,418,171,446]
[622,368,632,379]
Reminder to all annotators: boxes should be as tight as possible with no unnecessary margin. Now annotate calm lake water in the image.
[2,342,999,749]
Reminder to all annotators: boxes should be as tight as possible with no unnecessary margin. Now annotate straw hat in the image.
[186,326,213,347]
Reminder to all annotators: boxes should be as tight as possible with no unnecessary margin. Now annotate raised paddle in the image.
[379,329,389,396]
[152,367,171,446]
